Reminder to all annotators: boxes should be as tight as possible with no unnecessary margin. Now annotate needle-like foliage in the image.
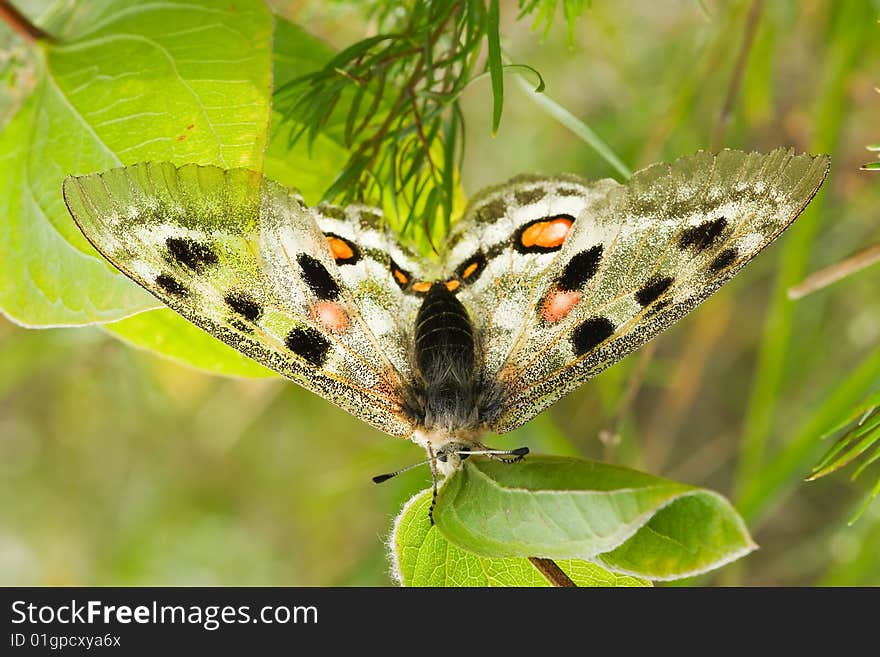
[273,1,578,249]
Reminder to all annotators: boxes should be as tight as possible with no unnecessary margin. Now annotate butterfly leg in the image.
[427,442,439,526]
[470,442,529,464]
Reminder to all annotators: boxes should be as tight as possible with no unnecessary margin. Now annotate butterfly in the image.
[63,148,828,517]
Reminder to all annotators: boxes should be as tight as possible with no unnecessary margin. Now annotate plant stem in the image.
[711,0,763,151]
[514,72,632,179]
[528,557,576,587]
[787,243,880,300]
[0,0,48,43]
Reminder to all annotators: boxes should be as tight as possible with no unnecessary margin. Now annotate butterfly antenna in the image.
[371,457,432,484]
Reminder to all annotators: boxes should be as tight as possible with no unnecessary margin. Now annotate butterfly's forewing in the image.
[63,162,422,437]
[447,148,829,434]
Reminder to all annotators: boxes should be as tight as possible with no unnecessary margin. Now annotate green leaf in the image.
[0,6,363,378]
[512,72,632,179]
[810,394,880,479]
[103,19,345,378]
[434,457,756,580]
[487,0,504,134]
[392,488,649,587]
[104,309,275,379]
[0,93,159,327]
[808,391,880,524]
[0,0,274,328]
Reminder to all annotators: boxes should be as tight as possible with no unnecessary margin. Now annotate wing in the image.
[63,162,428,437]
[442,148,829,434]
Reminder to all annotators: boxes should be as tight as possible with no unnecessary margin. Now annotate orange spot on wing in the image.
[521,217,573,249]
[393,268,409,285]
[445,279,460,292]
[462,262,479,279]
[327,236,355,261]
[541,289,583,323]
[311,301,348,332]
[412,281,432,294]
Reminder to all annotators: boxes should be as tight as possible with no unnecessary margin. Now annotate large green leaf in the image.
[104,309,274,379]
[0,0,274,328]
[392,489,649,587]
[434,457,756,580]
[101,20,348,378]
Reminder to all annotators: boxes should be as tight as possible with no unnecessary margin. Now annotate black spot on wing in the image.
[297,254,340,300]
[357,209,382,228]
[389,258,412,291]
[475,198,507,223]
[285,326,331,367]
[558,245,603,292]
[647,298,672,317]
[514,188,546,205]
[709,248,738,272]
[224,290,263,321]
[229,318,254,334]
[156,273,187,297]
[316,204,346,221]
[678,217,727,251]
[635,275,674,307]
[572,316,615,356]
[166,237,217,271]
[455,251,487,283]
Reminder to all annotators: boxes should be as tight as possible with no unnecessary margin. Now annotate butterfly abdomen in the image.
[412,282,479,430]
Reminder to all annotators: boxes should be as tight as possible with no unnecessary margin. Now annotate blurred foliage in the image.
[809,392,880,523]
[1,0,879,586]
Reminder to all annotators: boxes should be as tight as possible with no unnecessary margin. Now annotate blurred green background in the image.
[1,0,879,585]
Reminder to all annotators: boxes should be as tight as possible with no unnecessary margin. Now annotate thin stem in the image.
[514,72,632,179]
[787,243,880,300]
[711,0,764,150]
[528,557,576,587]
[599,340,658,463]
[0,0,48,42]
